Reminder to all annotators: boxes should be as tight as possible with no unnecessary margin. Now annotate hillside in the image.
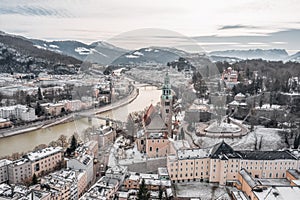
[0,32,81,74]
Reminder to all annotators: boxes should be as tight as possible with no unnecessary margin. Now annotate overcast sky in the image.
[0,0,299,53]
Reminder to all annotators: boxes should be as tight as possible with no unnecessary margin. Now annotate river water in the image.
[0,85,161,157]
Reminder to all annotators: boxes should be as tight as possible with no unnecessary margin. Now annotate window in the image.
[149,147,152,151]
[166,109,169,113]
[165,102,170,106]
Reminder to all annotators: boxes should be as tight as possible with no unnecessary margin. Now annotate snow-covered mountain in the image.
[288,52,300,63]
[209,49,289,61]
[30,39,128,65]
[111,47,187,65]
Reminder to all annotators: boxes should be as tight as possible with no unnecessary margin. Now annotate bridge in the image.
[73,113,127,129]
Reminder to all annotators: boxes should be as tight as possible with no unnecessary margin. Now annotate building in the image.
[123,169,171,192]
[160,72,173,135]
[60,100,82,112]
[80,176,120,200]
[40,103,64,116]
[137,104,171,158]
[24,147,63,177]
[0,105,36,121]
[67,154,94,185]
[7,158,32,184]
[167,141,298,185]
[41,169,87,200]
[222,67,239,89]
[90,125,116,149]
[0,160,11,184]
[234,168,300,200]
[0,184,52,200]
[0,119,12,129]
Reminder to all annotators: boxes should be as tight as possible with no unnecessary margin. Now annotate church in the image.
[136,73,173,158]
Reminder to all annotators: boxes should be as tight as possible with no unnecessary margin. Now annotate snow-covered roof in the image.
[26,147,62,162]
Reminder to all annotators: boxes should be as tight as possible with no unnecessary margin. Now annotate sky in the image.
[0,0,300,54]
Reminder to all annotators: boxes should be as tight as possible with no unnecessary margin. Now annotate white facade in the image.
[0,105,36,121]
[67,154,94,185]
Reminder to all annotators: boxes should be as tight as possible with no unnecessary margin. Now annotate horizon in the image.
[0,0,299,54]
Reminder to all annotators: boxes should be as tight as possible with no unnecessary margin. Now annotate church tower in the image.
[161,72,173,136]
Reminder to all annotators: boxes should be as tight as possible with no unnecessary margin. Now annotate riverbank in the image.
[0,88,139,139]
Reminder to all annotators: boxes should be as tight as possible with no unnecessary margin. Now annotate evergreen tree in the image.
[137,179,150,200]
[31,174,38,185]
[26,94,31,106]
[70,135,77,152]
[158,185,163,200]
[35,102,43,116]
[37,87,43,100]
[294,134,300,149]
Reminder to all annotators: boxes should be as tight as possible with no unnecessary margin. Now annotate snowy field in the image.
[174,182,231,199]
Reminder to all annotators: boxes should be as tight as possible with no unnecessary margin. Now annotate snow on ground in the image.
[125,54,139,58]
[75,47,90,55]
[118,145,147,165]
[133,51,144,56]
[34,45,47,50]
[205,121,241,133]
[194,126,284,151]
[174,182,231,199]
[49,44,59,48]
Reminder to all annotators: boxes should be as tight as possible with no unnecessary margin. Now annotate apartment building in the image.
[0,159,11,184]
[0,105,36,121]
[7,158,32,184]
[167,141,298,185]
[41,169,87,200]
[67,154,93,185]
[24,147,63,177]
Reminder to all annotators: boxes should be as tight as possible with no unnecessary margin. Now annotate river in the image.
[0,85,161,157]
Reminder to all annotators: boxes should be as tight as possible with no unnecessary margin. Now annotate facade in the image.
[67,154,94,185]
[123,169,171,191]
[60,100,82,112]
[0,105,36,121]
[40,103,64,116]
[7,158,32,184]
[0,119,12,129]
[90,125,116,149]
[0,160,11,184]
[25,147,63,177]
[167,141,298,185]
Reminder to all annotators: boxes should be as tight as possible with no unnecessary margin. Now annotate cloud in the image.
[218,24,257,30]
[0,5,71,17]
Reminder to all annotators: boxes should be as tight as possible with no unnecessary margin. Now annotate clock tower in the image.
[161,72,173,136]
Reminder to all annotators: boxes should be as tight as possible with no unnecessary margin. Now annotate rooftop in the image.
[26,147,62,162]
[0,159,12,168]
[237,150,296,160]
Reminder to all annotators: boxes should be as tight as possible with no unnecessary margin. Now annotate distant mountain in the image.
[288,52,300,63]
[0,32,81,74]
[111,47,187,65]
[208,55,242,63]
[30,39,128,65]
[209,49,289,61]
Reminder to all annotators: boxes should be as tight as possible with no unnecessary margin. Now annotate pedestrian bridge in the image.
[73,113,126,128]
